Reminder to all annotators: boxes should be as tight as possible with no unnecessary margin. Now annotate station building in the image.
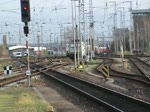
[8,45,34,57]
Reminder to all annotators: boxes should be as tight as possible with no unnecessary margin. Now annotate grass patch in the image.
[0,87,48,112]
[89,59,103,64]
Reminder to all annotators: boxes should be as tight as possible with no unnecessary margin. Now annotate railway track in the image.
[97,58,150,86]
[0,60,65,87]
[129,57,150,81]
[42,69,150,112]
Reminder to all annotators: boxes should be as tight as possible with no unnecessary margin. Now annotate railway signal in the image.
[20,0,31,87]
[20,0,31,22]
[24,26,29,35]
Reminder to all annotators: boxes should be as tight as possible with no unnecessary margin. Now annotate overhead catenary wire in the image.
[40,0,67,22]
[0,0,17,6]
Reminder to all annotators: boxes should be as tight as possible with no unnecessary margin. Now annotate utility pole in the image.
[118,10,124,60]
[119,7,126,52]
[109,1,117,53]
[102,32,105,49]
[122,7,126,53]
[71,0,77,69]
[129,1,133,54]
[119,10,122,50]
[123,1,133,54]
[89,0,94,60]
[41,25,43,49]
[59,24,63,56]
[49,33,51,50]
[57,36,59,56]
[76,25,80,66]
[63,28,65,48]
[37,34,40,56]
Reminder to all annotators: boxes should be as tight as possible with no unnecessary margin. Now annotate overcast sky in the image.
[0,0,150,45]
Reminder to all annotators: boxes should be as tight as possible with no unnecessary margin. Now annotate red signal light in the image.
[23,6,28,10]
[20,0,31,22]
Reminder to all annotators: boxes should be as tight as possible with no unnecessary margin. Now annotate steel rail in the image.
[129,57,150,81]
[96,58,150,85]
[42,70,150,112]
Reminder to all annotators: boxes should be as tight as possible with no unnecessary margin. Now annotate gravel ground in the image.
[32,75,111,112]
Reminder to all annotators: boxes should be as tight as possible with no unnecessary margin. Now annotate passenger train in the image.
[67,41,86,58]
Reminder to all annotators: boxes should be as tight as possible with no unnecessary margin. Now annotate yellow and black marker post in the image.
[49,59,53,65]
[102,65,109,81]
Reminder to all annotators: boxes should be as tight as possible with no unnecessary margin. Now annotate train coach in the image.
[95,46,110,55]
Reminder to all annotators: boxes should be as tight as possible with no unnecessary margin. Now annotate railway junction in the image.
[0,56,150,112]
[0,0,150,112]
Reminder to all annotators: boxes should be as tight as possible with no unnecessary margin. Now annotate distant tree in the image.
[64,27,73,43]
[0,45,8,57]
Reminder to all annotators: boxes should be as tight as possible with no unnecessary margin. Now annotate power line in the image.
[39,0,67,22]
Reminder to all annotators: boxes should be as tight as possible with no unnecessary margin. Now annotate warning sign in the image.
[102,65,109,80]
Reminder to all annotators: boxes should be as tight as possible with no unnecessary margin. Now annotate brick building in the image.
[132,9,150,53]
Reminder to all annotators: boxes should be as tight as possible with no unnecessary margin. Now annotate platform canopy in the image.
[8,45,32,51]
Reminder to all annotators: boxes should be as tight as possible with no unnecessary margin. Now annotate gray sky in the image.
[0,0,150,45]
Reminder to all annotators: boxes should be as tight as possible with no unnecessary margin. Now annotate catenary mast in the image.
[79,0,85,64]
[89,0,94,60]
